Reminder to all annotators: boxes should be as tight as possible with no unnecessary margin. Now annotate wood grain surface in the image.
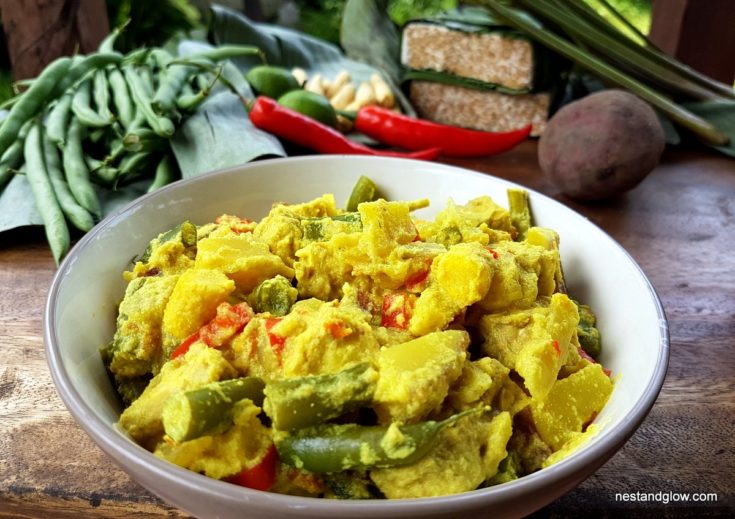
[1,141,733,518]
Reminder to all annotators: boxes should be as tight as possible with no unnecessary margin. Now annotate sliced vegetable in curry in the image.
[105,177,612,498]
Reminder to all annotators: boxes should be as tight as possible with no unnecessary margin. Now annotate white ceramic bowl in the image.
[45,156,669,519]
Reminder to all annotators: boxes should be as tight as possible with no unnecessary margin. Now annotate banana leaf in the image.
[208,4,414,115]
[0,175,43,233]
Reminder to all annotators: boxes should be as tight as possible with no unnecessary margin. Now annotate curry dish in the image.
[104,177,613,499]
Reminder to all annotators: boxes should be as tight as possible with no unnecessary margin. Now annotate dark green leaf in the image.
[0,175,43,233]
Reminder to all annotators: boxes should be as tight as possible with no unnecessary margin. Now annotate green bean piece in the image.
[264,363,378,432]
[0,120,32,190]
[107,67,135,128]
[161,377,266,443]
[138,66,156,97]
[249,275,297,317]
[346,175,379,212]
[507,188,532,241]
[148,48,173,72]
[123,67,175,137]
[54,53,123,98]
[0,57,73,156]
[147,154,177,193]
[42,129,95,232]
[275,407,487,473]
[435,225,463,247]
[93,69,115,123]
[63,117,102,217]
[23,122,70,264]
[72,79,113,128]
[575,301,602,359]
[98,20,128,53]
[45,92,74,146]
[122,128,167,153]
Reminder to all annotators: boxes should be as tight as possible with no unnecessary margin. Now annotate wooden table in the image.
[1,141,733,518]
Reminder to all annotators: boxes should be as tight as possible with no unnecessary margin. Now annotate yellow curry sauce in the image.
[104,185,613,499]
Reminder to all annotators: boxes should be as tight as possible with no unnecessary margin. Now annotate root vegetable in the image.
[538,89,665,201]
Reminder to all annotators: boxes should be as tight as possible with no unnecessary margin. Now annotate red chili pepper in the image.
[354,105,532,158]
[248,96,441,160]
[227,444,278,491]
[170,302,253,359]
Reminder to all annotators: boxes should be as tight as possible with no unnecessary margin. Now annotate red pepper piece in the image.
[265,317,286,363]
[227,444,278,491]
[381,292,415,329]
[354,105,532,158]
[249,96,440,160]
[170,302,254,359]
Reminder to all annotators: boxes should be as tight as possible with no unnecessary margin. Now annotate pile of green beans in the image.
[0,27,262,264]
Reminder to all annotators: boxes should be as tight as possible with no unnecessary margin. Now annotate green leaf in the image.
[209,4,414,115]
[0,175,43,233]
[682,101,735,157]
[402,69,532,95]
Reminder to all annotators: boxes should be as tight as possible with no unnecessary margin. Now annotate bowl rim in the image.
[44,155,670,515]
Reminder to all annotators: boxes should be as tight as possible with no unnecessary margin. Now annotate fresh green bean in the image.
[107,67,135,128]
[153,62,197,116]
[63,117,102,217]
[175,66,222,112]
[346,175,378,212]
[98,20,129,53]
[264,363,378,431]
[93,69,115,123]
[0,92,20,110]
[161,377,265,443]
[72,78,113,128]
[186,44,265,63]
[0,56,73,156]
[148,48,173,71]
[122,128,167,153]
[194,72,213,91]
[23,121,70,264]
[147,154,177,193]
[45,91,74,146]
[137,66,156,97]
[275,407,487,473]
[85,155,118,186]
[0,120,32,190]
[55,53,123,97]
[123,67,175,137]
[42,129,95,232]
[116,150,153,186]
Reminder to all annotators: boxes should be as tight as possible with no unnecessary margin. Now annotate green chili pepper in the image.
[275,407,487,473]
[346,176,379,212]
[162,377,266,443]
[63,117,102,218]
[0,57,73,156]
[264,363,378,432]
[23,121,70,264]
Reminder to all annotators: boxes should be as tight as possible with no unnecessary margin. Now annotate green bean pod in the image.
[93,69,115,123]
[42,129,95,232]
[123,67,175,137]
[116,150,153,186]
[153,63,197,116]
[250,275,297,317]
[23,121,70,264]
[0,119,32,190]
[55,53,123,98]
[85,155,118,186]
[107,66,135,128]
[122,128,167,153]
[45,92,74,146]
[186,44,265,63]
[0,56,73,156]
[275,407,487,474]
[63,117,102,217]
[72,79,113,128]
[264,362,378,432]
[147,154,177,193]
[162,377,266,443]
